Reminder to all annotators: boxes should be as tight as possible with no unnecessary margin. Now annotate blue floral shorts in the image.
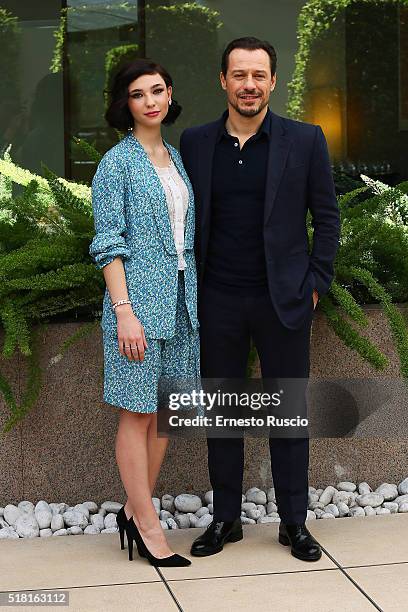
[102,272,201,413]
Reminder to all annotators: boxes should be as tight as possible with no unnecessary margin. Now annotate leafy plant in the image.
[0,147,104,433]
[313,175,408,378]
[286,0,407,120]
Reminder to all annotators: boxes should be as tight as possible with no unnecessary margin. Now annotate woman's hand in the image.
[313,289,319,310]
[116,305,148,361]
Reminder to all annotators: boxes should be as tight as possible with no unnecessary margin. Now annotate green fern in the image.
[318,293,388,370]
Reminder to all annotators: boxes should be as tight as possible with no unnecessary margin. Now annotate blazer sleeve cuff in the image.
[89,232,131,270]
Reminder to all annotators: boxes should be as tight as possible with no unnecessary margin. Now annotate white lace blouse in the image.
[154,159,189,270]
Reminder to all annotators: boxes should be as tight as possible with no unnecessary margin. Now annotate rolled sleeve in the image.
[89,154,131,270]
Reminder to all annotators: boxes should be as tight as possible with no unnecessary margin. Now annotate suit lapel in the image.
[264,111,293,225]
[197,120,220,232]
[125,133,176,255]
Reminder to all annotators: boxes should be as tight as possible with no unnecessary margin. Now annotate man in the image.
[180,37,340,562]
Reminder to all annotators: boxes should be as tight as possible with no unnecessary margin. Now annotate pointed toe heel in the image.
[125,517,191,567]
[116,506,130,551]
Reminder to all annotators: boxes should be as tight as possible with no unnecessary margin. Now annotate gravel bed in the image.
[1,477,407,538]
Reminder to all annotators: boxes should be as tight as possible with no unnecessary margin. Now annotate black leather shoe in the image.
[279,523,322,561]
[191,518,243,557]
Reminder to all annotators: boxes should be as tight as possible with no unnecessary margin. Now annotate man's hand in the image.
[313,289,319,310]
[116,305,148,361]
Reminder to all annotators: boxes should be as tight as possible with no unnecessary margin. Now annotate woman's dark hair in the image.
[221,37,277,76]
[105,58,182,131]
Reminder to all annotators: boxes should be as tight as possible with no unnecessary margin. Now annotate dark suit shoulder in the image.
[279,114,318,136]
[181,118,220,141]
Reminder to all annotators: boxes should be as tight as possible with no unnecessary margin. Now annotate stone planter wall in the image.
[1,304,407,506]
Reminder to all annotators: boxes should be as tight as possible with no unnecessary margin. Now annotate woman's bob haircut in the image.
[104,58,182,131]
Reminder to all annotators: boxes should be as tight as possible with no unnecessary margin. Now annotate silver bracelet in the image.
[112,299,132,312]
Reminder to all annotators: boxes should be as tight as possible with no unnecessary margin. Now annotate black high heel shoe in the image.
[125,517,191,567]
[116,505,129,551]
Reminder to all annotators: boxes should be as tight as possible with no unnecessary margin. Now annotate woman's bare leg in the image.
[124,412,169,512]
[147,412,169,492]
[116,408,173,557]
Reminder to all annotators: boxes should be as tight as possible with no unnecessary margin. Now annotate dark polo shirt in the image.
[203,107,271,295]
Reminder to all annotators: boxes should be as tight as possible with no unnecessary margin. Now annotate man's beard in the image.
[229,95,268,117]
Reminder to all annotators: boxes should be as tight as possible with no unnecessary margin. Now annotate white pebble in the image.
[246,487,267,505]
[101,501,122,513]
[266,488,276,502]
[90,514,104,531]
[161,494,175,513]
[321,512,335,519]
[53,529,68,536]
[375,483,398,501]
[356,493,384,508]
[175,514,190,529]
[67,526,83,535]
[51,514,64,532]
[104,513,117,530]
[337,502,350,517]
[241,516,256,524]
[84,525,99,535]
[398,477,408,495]
[101,527,118,533]
[324,504,339,517]
[74,504,90,519]
[63,510,88,529]
[0,527,19,539]
[82,501,98,514]
[242,502,256,513]
[174,494,202,513]
[319,486,336,506]
[39,528,53,537]
[18,501,35,514]
[395,494,408,506]
[358,482,372,495]
[333,491,353,506]
[15,514,39,538]
[196,507,209,518]
[196,514,213,528]
[337,482,356,492]
[258,516,279,523]
[204,490,213,505]
[349,507,365,517]
[375,507,390,515]
[4,505,22,527]
[383,502,398,513]
[160,510,173,521]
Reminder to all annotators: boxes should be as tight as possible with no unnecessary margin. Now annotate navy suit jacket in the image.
[179,109,341,330]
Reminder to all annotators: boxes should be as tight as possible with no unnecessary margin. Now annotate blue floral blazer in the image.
[89,132,199,339]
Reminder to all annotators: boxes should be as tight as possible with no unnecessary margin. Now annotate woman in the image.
[89,59,200,567]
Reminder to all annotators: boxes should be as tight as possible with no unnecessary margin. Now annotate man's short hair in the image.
[221,37,277,76]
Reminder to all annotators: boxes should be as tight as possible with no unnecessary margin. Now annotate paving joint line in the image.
[319,545,384,612]
[154,568,184,612]
[164,566,341,582]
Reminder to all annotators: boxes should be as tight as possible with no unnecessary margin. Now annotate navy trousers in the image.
[199,281,315,525]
